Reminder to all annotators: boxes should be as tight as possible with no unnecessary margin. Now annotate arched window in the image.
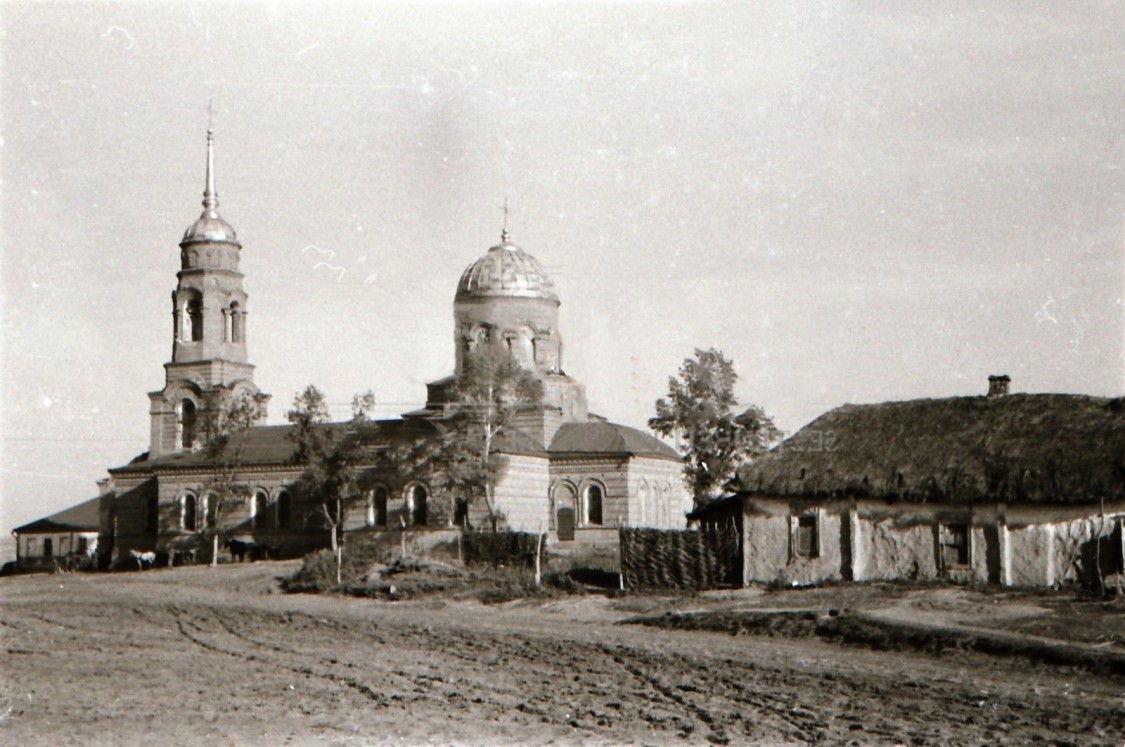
[229,301,243,343]
[182,493,197,532]
[186,296,203,342]
[202,493,217,529]
[374,486,388,527]
[585,485,603,526]
[251,489,269,530]
[276,490,291,529]
[180,399,197,449]
[555,483,577,541]
[407,484,428,526]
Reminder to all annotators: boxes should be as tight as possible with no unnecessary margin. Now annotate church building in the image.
[97,130,689,566]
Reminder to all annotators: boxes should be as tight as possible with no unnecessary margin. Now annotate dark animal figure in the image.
[225,538,278,562]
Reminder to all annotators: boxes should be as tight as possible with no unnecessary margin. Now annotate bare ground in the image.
[1,563,1123,746]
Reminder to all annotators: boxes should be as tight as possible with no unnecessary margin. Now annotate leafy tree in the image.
[286,385,372,585]
[404,347,543,530]
[200,388,270,567]
[650,348,782,509]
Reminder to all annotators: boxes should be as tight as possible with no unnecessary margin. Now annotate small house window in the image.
[795,514,819,558]
[585,485,603,526]
[43,538,53,558]
[941,523,970,567]
[77,537,88,555]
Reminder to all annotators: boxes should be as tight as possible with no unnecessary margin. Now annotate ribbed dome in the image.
[182,209,240,246]
[455,234,558,302]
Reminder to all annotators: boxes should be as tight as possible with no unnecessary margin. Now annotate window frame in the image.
[793,512,820,559]
[181,493,198,532]
[584,484,604,527]
[940,522,971,569]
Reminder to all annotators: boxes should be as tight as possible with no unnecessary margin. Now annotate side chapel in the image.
[98,130,689,565]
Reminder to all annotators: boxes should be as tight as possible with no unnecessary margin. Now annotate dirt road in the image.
[1,563,1122,745]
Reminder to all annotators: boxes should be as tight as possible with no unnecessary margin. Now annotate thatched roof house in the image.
[735,393,1125,504]
[705,384,1125,590]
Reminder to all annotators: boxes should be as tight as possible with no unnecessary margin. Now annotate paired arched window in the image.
[180,399,197,449]
[181,493,198,532]
[276,490,291,529]
[585,485,604,526]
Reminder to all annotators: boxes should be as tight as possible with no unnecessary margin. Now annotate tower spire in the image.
[203,101,218,212]
[500,197,510,243]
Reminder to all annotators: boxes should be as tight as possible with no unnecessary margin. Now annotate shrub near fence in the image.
[461,530,546,568]
[620,523,741,590]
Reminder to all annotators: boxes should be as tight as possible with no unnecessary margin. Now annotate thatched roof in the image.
[735,394,1125,504]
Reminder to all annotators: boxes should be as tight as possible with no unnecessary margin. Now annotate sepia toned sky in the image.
[2,1,1122,534]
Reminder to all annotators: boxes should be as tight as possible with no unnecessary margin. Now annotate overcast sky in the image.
[2,1,1122,534]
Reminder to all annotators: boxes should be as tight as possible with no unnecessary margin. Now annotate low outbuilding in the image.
[11,496,101,573]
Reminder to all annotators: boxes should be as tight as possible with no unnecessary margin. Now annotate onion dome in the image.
[181,129,240,247]
[455,230,558,302]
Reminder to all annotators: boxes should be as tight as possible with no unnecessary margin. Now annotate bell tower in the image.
[147,126,268,458]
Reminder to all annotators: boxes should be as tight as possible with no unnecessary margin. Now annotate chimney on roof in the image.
[987,374,1011,399]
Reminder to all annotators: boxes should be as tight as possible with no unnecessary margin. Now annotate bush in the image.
[281,549,339,593]
[461,530,546,568]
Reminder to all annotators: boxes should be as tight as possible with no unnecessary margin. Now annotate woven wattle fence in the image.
[619,522,741,590]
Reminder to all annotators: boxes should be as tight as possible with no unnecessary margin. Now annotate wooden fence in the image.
[619,523,741,590]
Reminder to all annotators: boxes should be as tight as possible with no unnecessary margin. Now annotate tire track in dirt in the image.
[209,608,470,715]
[171,606,396,709]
